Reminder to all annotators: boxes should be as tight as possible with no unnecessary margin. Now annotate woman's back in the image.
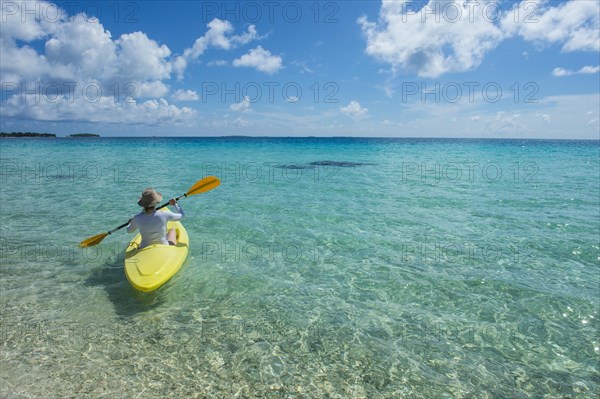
[127,188,185,248]
[129,210,179,248]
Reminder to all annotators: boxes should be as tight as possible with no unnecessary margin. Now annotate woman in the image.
[127,188,185,249]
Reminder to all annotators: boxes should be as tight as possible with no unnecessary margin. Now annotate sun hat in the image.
[138,188,162,208]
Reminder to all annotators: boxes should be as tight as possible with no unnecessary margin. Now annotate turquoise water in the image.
[1,137,598,398]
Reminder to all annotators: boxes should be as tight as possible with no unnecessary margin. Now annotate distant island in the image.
[0,132,101,138]
[66,133,100,138]
[0,132,56,138]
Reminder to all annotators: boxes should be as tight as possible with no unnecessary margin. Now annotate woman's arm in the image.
[126,217,138,233]
[168,198,185,220]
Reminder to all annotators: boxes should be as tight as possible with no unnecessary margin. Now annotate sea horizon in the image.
[2,135,599,141]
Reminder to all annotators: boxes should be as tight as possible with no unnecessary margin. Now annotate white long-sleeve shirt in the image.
[127,204,185,248]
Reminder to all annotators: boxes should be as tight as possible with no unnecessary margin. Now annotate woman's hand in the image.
[169,198,177,206]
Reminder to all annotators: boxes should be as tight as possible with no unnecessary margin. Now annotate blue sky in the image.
[1,0,599,138]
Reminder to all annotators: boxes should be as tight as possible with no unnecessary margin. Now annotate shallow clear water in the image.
[1,137,598,398]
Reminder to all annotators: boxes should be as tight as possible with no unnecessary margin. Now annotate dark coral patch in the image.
[274,164,316,170]
[309,161,375,167]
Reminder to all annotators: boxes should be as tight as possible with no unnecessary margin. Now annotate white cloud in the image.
[380,93,599,139]
[44,14,118,80]
[340,101,368,118]
[232,116,252,128]
[552,67,571,77]
[202,113,253,129]
[580,66,600,74]
[230,96,251,112]
[136,81,170,98]
[0,38,69,83]
[503,0,600,52]
[1,94,195,125]
[0,2,193,125]
[186,19,235,58]
[116,32,172,81]
[360,0,600,78]
[230,25,260,46]
[1,8,172,86]
[358,1,505,78]
[174,19,260,78]
[292,60,314,74]
[233,46,283,74]
[172,89,199,101]
[536,113,550,123]
[0,1,54,43]
[172,56,188,79]
[192,92,599,137]
[553,65,600,76]
[207,60,228,67]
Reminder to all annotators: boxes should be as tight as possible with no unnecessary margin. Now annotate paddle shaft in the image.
[79,177,220,247]
[156,193,189,211]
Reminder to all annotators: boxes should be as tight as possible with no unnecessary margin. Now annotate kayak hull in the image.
[124,211,189,292]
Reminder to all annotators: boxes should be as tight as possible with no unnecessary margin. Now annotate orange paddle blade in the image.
[79,232,109,248]
[186,176,220,197]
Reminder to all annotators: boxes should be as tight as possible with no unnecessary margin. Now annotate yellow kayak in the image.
[124,208,189,292]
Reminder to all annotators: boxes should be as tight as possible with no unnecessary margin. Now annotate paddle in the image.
[79,176,221,248]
